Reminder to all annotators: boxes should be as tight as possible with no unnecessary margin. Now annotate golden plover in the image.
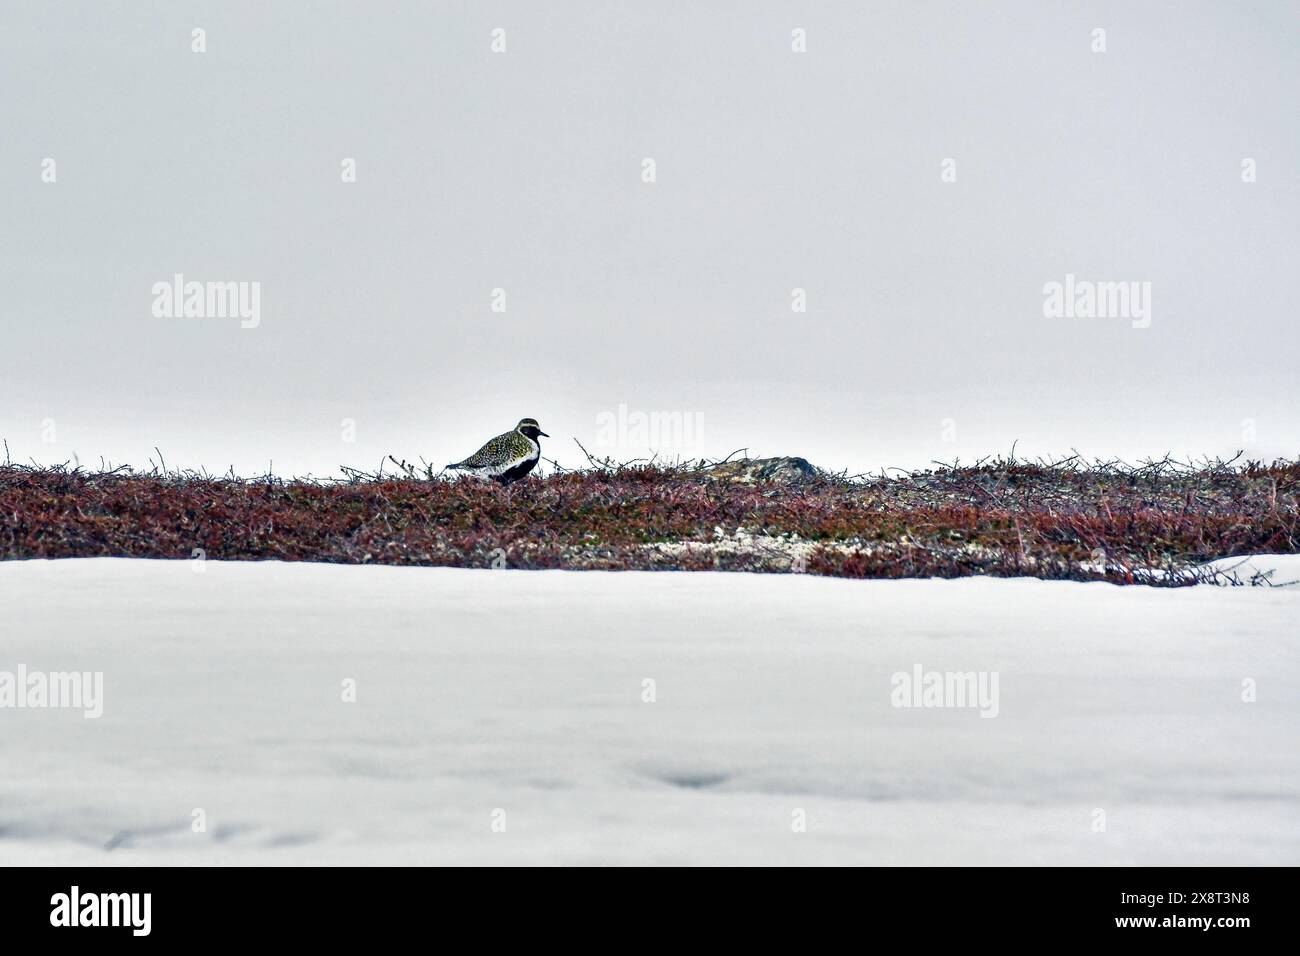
[446,418,549,485]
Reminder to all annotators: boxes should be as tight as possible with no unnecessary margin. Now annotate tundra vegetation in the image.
[2,445,1296,586]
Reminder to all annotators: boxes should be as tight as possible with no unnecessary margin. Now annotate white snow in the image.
[1,558,1297,865]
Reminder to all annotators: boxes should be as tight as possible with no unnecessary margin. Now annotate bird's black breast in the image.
[495,455,539,486]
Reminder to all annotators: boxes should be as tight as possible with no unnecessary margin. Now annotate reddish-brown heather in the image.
[2,455,1296,585]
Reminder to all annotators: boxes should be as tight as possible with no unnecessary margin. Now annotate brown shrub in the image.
[1,453,1295,585]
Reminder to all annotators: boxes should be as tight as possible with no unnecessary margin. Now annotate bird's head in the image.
[516,418,549,440]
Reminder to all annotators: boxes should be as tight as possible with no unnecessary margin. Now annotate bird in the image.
[446,418,549,485]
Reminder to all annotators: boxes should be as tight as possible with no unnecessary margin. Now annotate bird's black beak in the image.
[538,431,550,438]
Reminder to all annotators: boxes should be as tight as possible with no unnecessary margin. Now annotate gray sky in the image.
[2,1,1297,477]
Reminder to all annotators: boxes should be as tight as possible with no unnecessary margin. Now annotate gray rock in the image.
[704,456,819,485]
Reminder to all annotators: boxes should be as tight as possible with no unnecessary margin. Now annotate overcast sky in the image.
[2,1,1297,477]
